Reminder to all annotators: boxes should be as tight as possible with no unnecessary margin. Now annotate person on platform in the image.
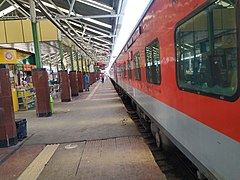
[84,73,90,91]
[101,74,104,83]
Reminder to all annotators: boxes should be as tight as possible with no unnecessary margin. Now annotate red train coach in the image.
[110,0,240,179]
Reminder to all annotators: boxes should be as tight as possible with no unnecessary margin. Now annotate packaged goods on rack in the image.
[16,86,35,111]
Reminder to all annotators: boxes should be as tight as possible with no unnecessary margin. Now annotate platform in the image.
[0,78,166,180]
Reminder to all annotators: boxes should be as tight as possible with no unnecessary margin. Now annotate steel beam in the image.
[77,0,113,13]
[6,0,29,17]
[70,19,112,35]
[55,14,123,20]
[35,0,91,59]
[0,0,7,8]
[68,0,76,16]
[46,0,93,54]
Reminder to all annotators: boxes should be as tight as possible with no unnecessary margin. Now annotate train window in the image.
[175,0,238,100]
[134,52,141,80]
[128,60,132,79]
[145,39,161,84]
[123,62,127,78]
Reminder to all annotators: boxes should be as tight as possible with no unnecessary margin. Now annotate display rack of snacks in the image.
[17,88,35,110]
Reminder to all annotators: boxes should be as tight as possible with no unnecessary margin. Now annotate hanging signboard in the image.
[22,64,37,71]
[0,49,17,64]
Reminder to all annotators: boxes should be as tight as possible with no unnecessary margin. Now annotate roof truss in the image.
[0,0,125,65]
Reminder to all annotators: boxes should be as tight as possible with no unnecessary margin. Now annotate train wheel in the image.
[155,131,161,149]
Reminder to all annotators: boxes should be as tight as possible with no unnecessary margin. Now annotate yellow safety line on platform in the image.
[86,82,101,100]
[18,144,59,180]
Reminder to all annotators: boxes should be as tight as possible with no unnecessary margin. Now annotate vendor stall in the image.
[0,48,36,112]
[16,86,35,111]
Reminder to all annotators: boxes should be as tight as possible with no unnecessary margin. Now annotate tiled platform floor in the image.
[0,78,166,180]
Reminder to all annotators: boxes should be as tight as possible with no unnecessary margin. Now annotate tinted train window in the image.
[127,60,132,79]
[134,52,141,80]
[175,0,238,100]
[145,39,161,84]
[123,62,127,78]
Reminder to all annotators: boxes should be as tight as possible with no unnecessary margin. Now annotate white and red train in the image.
[110,0,240,179]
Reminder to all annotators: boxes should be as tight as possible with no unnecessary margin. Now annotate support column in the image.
[70,46,74,71]
[87,59,90,72]
[93,63,96,83]
[81,55,84,72]
[69,71,79,96]
[0,68,17,147]
[94,63,97,83]
[58,29,65,71]
[32,69,52,117]
[84,59,87,72]
[81,56,85,90]
[76,50,80,72]
[76,51,83,92]
[90,61,94,85]
[59,70,71,102]
[69,47,79,96]
[56,64,59,83]
[90,72,93,85]
[30,0,51,117]
[31,21,42,68]
[78,71,84,92]
[58,40,65,70]
[57,38,65,85]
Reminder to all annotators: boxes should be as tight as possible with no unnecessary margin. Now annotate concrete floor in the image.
[0,78,166,180]
[15,79,140,145]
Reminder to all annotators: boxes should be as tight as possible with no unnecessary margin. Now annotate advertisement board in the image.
[0,49,17,64]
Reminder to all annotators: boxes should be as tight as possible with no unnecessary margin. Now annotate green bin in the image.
[50,95,54,113]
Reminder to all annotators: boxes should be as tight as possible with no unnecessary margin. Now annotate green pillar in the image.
[58,40,65,70]
[56,64,59,72]
[84,59,87,72]
[70,46,74,71]
[49,62,52,71]
[94,62,96,72]
[76,50,80,72]
[30,0,42,68]
[81,55,84,72]
[87,59,90,72]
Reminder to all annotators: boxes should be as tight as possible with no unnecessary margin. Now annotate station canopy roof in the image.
[0,0,126,66]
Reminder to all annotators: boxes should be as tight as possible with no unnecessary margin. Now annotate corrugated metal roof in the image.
[0,0,126,66]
